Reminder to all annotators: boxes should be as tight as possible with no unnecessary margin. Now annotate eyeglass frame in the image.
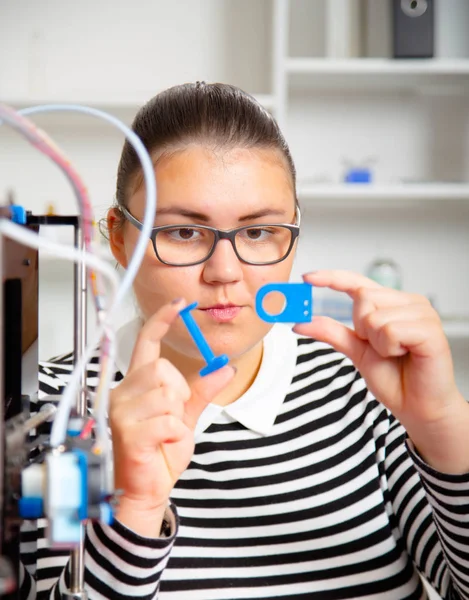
[119,204,301,267]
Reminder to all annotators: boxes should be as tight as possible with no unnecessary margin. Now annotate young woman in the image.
[23,82,469,599]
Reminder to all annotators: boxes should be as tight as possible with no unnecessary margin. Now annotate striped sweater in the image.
[20,323,469,599]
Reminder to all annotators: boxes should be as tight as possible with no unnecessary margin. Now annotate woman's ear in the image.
[107,208,128,269]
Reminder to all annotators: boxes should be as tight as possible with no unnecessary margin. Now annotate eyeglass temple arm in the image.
[121,205,145,231]
[295,205,301,227]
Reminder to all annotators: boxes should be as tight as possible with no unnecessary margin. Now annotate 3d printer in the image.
[0,103,157,599]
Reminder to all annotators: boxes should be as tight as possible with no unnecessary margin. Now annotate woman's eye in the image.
[244,228,275,241]
[177,228,196,240]
[167,228,200,241]
[246,228,262,240]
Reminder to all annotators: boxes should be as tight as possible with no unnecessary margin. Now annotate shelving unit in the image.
[297,183,469,207]
[270,1,469,122]
[287,58,469,76]
[267,0,469,409]
[287,58,469,92]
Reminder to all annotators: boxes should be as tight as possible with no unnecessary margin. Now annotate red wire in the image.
[79,419,95,439]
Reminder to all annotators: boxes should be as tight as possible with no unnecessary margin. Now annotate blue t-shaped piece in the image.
[179,302,229,376]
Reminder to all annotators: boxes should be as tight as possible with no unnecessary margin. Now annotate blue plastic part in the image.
[179,302,229,376]
[256,283,313,323]
[100,502,114,526]
[71,449,88,521]
[344,168,371,183]
[19,496,44,519]
[200,355,229,376]
[66,428,81,437]
[10,205,27,224]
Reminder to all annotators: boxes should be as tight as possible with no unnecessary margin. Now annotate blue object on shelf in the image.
[255,283,313,323]
[344,168,372,183]
[179,302,229,376]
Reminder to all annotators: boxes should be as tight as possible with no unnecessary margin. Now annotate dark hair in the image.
[114,82,297,221]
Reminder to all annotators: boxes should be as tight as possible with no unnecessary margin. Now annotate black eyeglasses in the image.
[120,205,301,267]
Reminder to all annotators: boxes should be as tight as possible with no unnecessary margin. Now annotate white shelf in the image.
[288,58,469,75]
[287,58,469,92]
[297,184,469,207]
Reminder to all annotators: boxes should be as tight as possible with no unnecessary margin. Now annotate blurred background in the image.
[0,0,468,414]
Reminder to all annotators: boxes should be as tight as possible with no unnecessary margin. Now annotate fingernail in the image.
[171,297,184,305]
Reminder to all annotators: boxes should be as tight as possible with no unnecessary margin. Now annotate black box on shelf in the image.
[392,0,434,58]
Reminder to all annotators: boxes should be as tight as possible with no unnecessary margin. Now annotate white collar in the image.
[115,319,298,438]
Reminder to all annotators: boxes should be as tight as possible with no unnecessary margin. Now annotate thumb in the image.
[184,365,236,430]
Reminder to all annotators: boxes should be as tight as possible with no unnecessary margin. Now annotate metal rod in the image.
[69,223,88,597]
[69,530,86,597]
[0,231,5,558]
[11,404,56,439]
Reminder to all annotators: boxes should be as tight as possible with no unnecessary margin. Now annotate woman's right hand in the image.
[109,299,235,537]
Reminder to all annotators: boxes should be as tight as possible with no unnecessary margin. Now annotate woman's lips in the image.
[201,306,242,322]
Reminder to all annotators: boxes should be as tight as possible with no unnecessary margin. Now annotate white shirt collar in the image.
[115,319,298,439]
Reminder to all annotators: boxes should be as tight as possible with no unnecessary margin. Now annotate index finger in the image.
[127,298,186,375]
[302,270,382,298]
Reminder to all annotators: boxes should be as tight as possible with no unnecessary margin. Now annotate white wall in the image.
[0,0,272,102]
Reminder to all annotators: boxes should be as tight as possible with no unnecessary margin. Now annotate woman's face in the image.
[111,145,297,362]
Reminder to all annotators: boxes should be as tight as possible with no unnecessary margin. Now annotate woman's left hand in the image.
[294,270,469,474]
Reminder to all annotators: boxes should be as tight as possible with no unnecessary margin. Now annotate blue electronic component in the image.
[72,448,88,521]
[179,302,229,376]
[99,502,114,525]
[20,448,115,546]
[66,428,82,437]
[255,282,313,323]
[10,205,27,224]
[18,496,44,519]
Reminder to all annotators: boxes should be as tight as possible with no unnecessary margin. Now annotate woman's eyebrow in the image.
[155,207,210,221]
[155,206,287,222]
[238,209,286,222]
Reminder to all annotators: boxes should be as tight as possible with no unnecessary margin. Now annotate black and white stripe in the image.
[19,337,469,599]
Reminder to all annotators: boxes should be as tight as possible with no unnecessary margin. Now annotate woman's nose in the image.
[202,239,243,284]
